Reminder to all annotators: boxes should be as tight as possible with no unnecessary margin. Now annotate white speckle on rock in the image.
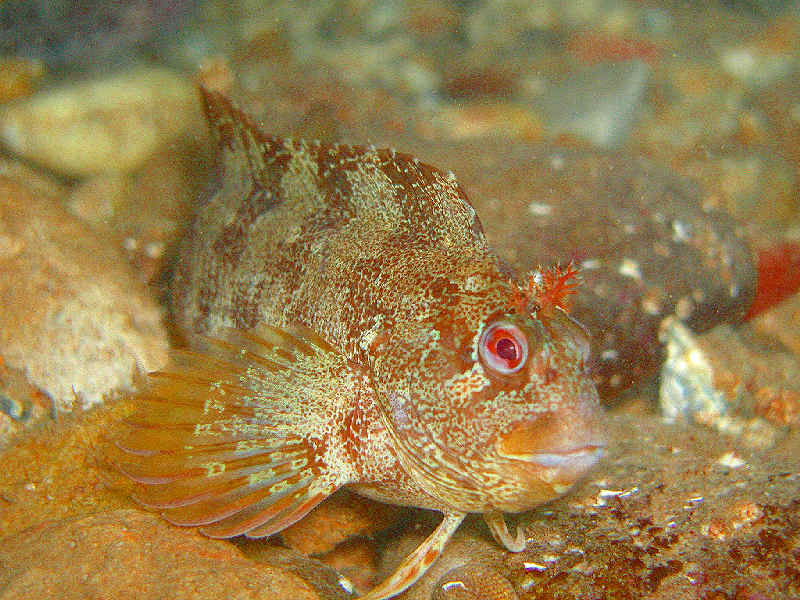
[601,349,619,361]
[528,202,553,216]
[618,258,642,280]
[676,295,695,320]
[671,219,691,242]
[338,576,355,593]
[717,451,746,469]
[580,258,601,269]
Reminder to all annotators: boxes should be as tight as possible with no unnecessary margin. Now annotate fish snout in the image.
[496,408,606,497]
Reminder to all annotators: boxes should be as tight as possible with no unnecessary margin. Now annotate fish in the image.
[115,86,606,599]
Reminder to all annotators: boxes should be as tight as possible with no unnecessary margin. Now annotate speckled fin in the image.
[360,512,466,600]
[115,325,357,539]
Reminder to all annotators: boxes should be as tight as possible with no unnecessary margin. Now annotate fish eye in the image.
[479,321,528,374]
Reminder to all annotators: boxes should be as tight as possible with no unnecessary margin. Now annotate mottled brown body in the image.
[118,88,604,599]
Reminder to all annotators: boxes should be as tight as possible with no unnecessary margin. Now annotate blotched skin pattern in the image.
[117,87,605,599]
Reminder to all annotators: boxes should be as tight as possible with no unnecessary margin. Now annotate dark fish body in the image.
[118,88,605,599]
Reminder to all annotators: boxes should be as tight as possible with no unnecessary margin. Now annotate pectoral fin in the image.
[115,325,360,539]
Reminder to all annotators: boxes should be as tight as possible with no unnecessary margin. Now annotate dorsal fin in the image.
[198,85,297,196]
[196,85,487,254]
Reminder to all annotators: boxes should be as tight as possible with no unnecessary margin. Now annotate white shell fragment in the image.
[658,317,728,423]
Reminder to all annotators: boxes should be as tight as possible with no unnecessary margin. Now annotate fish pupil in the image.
[496,336,518,362]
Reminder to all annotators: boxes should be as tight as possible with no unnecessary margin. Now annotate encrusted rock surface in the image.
[0,510,327,600]
[0,171,168,411]
[378,413,800,600]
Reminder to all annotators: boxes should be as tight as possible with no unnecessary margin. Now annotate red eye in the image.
[479,321,528,374]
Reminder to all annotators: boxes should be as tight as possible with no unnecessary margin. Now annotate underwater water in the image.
[0,1,799,599]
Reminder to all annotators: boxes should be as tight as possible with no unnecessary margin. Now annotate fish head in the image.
[371,265,605,514]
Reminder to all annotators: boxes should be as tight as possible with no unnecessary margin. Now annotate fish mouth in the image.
[518,444,605,470]
[496,416,606,473]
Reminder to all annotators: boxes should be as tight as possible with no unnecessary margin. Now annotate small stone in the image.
[0,173,168,411]
[0,66,202,177]
[0,358,51,448]
[437,101,543,141]
[280,489,401,556]
[0,56,45,103]
[233,544,356,600]
[716,17,798,88]
[658,318,731,424]
[318,538,379,596]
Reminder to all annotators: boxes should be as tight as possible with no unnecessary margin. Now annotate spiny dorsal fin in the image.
[198,85,298,197]
[197,85,487,254]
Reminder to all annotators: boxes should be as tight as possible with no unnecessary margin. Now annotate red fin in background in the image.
[743,242,800,321]
[115,325,355,539]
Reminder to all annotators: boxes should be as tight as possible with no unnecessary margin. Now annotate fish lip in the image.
[506,443,606,469]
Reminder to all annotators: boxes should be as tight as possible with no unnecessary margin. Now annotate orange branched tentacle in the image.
[507,263,580,317]
[537,262,580,314]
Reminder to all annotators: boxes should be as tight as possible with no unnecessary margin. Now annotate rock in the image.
[0,358,51,449]
[66,142,211,283]
[317,538,380,596]
[280,489,401,556]
[431,563,518,600]
[534,60,650,148]
[378,412,800,599]
[236,545,357,600]
[0,173,168,412]
[0,66,202,177]
[658,318,730,424]
[680,150,797,227]
[0,510,327,600]
[0,384,136,538]
[659,318,800,443]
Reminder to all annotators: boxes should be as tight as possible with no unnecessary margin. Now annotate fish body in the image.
[118,88,605,599]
